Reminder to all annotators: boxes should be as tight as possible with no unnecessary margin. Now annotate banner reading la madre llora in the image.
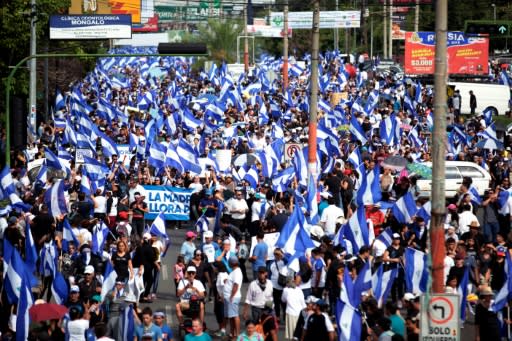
[143,186,193,221]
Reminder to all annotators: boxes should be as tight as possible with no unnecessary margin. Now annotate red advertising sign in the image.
[405,31,489,75]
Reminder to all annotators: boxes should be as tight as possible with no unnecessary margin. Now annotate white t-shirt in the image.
[94,195,107,214]
[223,267,243,299]
[282,286,306,316]
[320,205,345,235]
[226,198,249,220]
[304,312,335,332]
[216,272,228,295]
[202,243,216,263]
[269,260,287,290]
[67,319,89,341]
[177,278,206,300]
[188,182,203,194]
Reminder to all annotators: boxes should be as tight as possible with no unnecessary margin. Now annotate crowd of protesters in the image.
[1,47,512,341]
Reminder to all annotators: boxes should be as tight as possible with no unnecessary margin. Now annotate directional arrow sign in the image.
[499,25,507,34]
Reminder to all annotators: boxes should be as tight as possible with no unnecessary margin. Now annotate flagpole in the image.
[430,0,448,294]
[282,0,289,92]
[307,0,320,179]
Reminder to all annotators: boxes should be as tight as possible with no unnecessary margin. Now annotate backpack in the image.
[299,262,312,283]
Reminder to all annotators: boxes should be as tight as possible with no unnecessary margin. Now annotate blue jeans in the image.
[484,222,500,243]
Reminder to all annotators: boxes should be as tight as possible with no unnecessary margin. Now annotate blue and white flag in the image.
[62,218,79,252]
[165,142,184,173]
[492,251,512,312]
[0,167,30,211]
[16,276,33,341]
[356,164,382,206]
[458,266,469,321]
[349,115,368,145]
[242,165,259,188]
[469,186,482,206]
[3,239,37,304]
[416,201,431,225]
[289,63,304,77]
[354,260,372,293]
[272,167,295,192]
[52,269,69,305]
[392,192,418,224]
[405,247,428,294]
[376,228,394,249]
[24,217,38,274]
[44,180,68,217]
[372,265,398,308]
[195,214,209,235]
[177,139,202,175]
[305,174,319,224]
[275,204,315,259]
[336,299,362,341]
[347,147,362,168]
[92,221,109,255]
[148,141,167,170]
[100,261,118,301]
[343,206,369,254]
[82,156,109,181]
[121,304,135,341]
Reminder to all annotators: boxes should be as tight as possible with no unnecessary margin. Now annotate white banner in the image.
[270,11,361,29]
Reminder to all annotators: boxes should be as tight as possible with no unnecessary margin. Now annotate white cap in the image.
[84,265,95,274]
[320,191,332,199]
[70,285,80,293]
[404,293,416,301]
[204,230,213,238]
[186,266,197,273]
[392,233,401,239]
[143,232,151,240]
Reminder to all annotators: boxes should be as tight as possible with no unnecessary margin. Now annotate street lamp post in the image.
[492,3,496,22]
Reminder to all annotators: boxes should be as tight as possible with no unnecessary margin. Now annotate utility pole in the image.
[414,0,420,32]
[430,0,448,294]
[334,0,339,52]
[361,0,367,50]
[383,0,387,59]
[370,14,373,59]
[243,1,249,73]
[308,0,320,178]
[29,0,37,143]
[389,0,393,60]
[283,0,289,91]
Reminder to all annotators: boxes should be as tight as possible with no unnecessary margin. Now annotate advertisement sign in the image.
[246,25,292,38]
[405,31,489,75]
[117,144,134,166]
[391,7,408,40]
[155,5,233,22]
[75,148,94,164]
[270,11,360,29]
[50,15,132,39]
[69,0,141,23]
[143,185,193,220]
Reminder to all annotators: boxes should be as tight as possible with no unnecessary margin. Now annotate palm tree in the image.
[186,19,244,64]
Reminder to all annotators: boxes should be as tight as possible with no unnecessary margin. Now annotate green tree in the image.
[184,18,243,64]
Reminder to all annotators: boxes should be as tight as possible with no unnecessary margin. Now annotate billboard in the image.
[391,7,408,40]
[404,31,489,75]
[49,15,132,39]
[155,5,233,22]
[270,11,361,29]
[69,0,141,23]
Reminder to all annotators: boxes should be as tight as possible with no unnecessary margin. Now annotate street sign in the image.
[270,11,360,29]
[284,143,302,162]
[420,294,460,341]
[465,20,512,38]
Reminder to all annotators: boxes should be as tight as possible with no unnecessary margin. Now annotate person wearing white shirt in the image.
[225,191,249,229]
[128,180,147,204]
[243,266,274,323]
[94,322,115,341]
[269,249,287,321]
[202,230,217,264]
[222,257,243,338]
[320,198,345,236]
[282,278,306,341]
[188,176,203,194]
[176,266,206,324]
[458,204,479,235]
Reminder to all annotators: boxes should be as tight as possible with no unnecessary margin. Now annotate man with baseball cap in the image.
[176,265,206,325]
[301,299,335,341]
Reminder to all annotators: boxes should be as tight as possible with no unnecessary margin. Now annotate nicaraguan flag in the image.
[376,228,394,249]
[348,147,362,168]
[195,214,209,235]
[165,142,184,173]
[0,167,30,211]
[243,165,259,188]
[148,141,167,170]
[343,206,369,254]
[364,90,379,115]
[92,221,109,255]
[356,164,382,206]
[16,276,33,341]
[271,167,295,192]
[492,251,512,312]
[289,63,304,77]
[97,130,119,158]
[82,156,109,181]
[354,260,372,292]
[150,212,169,240]
[469,186,482,206]
[275,204,315,258]
[24,217,38,274]
[372,264,398,308]
[121,304,135,341]
[305,173,319,224]
[405,247,428,294]
[392,192,418,224]
[62,218,79,252]
[44,180,68,217]
[3,239,37,304]
[336,298,362,341]
[458,266,469,321]
[416,201,431,225]
[100,261,118,301]
[349,115,368,145]
[52,269,69,305]
[177,139,202,175]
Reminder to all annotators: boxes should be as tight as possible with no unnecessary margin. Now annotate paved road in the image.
[147,224,476,340]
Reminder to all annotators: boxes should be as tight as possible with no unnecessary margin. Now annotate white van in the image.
[449,82,510,115]
[414,161,491,199]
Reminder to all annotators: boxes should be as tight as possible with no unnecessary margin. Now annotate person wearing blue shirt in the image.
[249,232,268,279]
[181,231,197,264]
[153,311,174,341]
[135,307,163,341]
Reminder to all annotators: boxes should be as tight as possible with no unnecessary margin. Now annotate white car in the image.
[414,161,491,199]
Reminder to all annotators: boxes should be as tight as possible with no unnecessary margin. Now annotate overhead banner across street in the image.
[404,31,489,75]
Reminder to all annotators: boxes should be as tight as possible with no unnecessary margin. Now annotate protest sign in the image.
[143,185,193,220]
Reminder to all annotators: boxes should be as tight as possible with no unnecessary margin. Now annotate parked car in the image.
[413,161,491,199]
